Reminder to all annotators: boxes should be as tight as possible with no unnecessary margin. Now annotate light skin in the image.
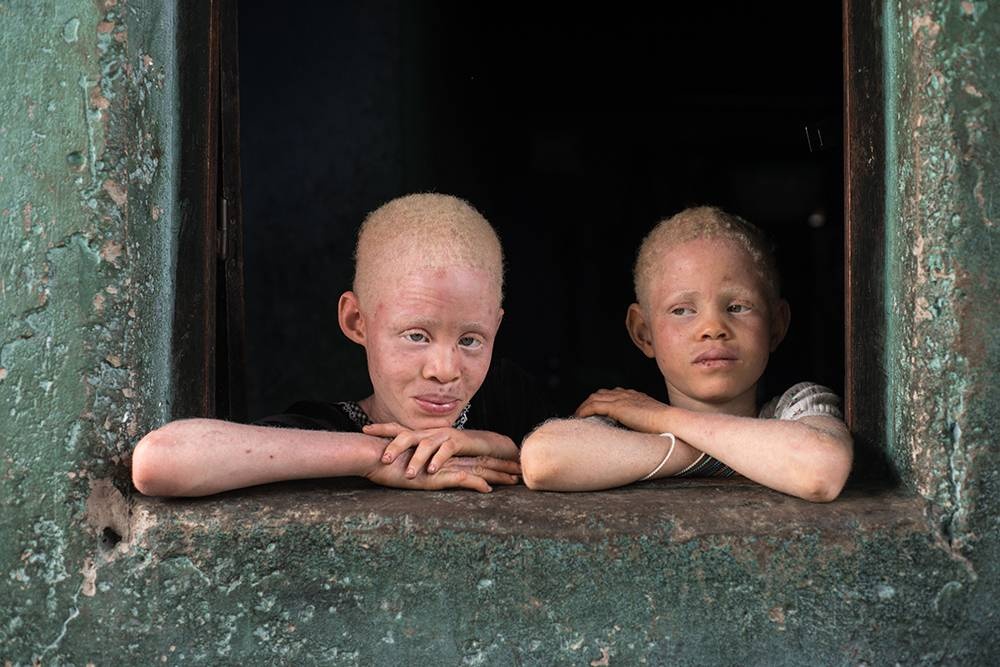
[132,264,521,497]
[520,237,853,502]
[340,265,520,476]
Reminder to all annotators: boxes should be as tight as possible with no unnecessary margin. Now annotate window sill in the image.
[132,478,925,544]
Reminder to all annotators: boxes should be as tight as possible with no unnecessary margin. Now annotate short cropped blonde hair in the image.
[353,193,504,307]
[633,206,780,308]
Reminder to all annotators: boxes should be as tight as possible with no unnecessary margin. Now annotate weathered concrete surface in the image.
[46,482,988,664]
[1,0,175,662]
[1,0,999,664]
[884,0,1000,578]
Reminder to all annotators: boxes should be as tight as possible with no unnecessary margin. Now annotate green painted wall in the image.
[1,0,176,660]
[884,0,1000,568]
[1,0,998,664]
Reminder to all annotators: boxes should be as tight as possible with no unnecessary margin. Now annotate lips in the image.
[693,348,738,366]
[412,394,462,415]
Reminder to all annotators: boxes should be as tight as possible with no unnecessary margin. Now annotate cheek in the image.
[367,341,413,382]
[462,350,493,384]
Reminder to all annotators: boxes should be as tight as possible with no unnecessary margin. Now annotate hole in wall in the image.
[100,526,122,551]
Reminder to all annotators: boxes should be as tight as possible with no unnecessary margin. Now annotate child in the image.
[133,193,550,496]
[520,206,853,502]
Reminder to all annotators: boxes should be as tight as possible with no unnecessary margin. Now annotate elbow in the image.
[799,475,845,503]
[797,454,852,503]
[520,424,569,491]
[131,422,190,497]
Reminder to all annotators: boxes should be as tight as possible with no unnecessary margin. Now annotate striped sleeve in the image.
[759,382,843,421]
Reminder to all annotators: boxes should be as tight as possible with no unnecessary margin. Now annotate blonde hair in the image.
[633,206,780,308]
[353,193,504,306]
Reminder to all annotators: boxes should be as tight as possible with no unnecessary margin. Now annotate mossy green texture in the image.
[1,0,999,664]
[39,483,992,665]
[1,0,175,662]
[884,0,1000,554]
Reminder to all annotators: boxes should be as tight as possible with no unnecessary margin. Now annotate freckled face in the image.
[641,238,782,413]
[360,266,502,429]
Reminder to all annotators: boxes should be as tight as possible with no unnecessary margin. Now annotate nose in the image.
[698,309,731,340]
[422,344,461,383]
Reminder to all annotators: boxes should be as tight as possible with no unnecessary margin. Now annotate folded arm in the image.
[363,422,519,476]
[520,418,703,492]
[132,418,518,497]
[523,389,853,502]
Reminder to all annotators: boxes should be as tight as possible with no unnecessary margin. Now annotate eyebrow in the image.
[663,290,700,303]
[396,317,490,334]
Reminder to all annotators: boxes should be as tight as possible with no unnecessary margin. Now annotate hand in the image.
[363,422,515,477]
[365,450,521,493]
[575,388,671,434]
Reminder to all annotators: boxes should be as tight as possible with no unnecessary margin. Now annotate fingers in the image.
[431,469,492,493]
[471,456,522,475]
[443,456,521,486]
[474,467,520,486]
[575,398,607,417]
[426,439,458,474]
[406,432,450,478]
[363,422,405,438]
[378,429,424,465]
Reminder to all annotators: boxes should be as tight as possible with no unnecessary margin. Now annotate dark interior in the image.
[238,2,844,419]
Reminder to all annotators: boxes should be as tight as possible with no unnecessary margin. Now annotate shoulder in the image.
[760,382,843,421]
[253,400,364,432]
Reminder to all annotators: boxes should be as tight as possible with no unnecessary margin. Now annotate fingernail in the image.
[382,454,392,463]
[428,464,437,473]
[406,467,415,477]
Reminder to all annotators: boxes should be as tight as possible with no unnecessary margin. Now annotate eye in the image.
[727,303,752,314]
[670,306,694,316]
[404,331,428,343]
[458,335,483,349]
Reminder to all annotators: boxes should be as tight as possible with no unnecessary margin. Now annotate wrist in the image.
[351,435,389,478]
[652,404,675,433]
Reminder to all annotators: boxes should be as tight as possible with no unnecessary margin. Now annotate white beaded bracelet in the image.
[640,432,677,481]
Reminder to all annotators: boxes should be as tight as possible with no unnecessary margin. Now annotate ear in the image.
[769,298,791,352]
[338,291,367,346]
[496,307,504,330]
[626,303,656,358]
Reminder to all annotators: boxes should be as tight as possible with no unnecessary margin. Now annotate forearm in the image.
[521,419,700,491]
[465,430,520,460]
[132,418,386,497]
[658,410,853,502]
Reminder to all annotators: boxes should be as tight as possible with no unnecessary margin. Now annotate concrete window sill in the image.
[132,478,925,543]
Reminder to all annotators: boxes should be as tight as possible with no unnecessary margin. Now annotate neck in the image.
[357,395,390,424]
[665,384,758,417]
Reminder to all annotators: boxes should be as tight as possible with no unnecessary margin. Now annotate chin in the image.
[408,414,458,430]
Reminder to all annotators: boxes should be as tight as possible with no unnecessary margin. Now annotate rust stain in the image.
[589,647,610,667]
[102,179,126,207]
[96,20,114,34]
[81,557,97,597]
[21,202,32,233]
[89,85,110,111]
[100,239,123,265]
[911,15,941,38]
